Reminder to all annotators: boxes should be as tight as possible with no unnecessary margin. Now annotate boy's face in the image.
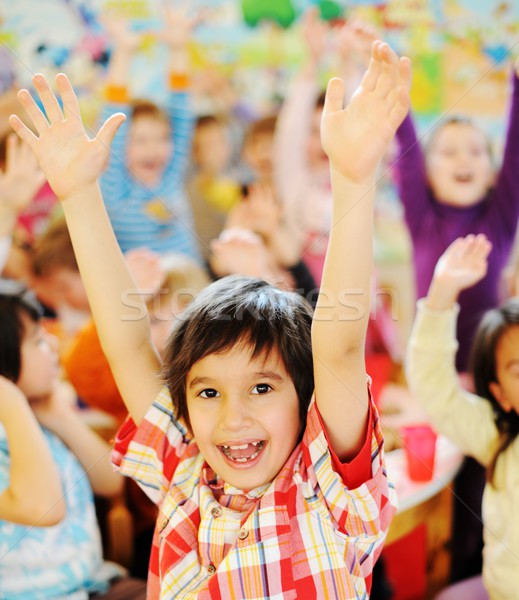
[490,325,519,415]
[193,123,231,174]
[426,122,494,208]
[17,315,59,401]
[127,116,173,186]
[186,342,301,491]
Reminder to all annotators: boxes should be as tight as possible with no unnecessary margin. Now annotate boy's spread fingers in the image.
[56,73,81,121]
[17,89,49,134]
[32,74,64,124]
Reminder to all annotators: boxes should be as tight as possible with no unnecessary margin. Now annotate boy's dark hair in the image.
[130,99,169,126]
[470,298,519,483]
[162,275,314,431]
[32,218,78,277]
[0,279,42,382]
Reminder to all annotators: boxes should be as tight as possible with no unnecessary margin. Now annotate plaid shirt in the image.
[113,386,396,599]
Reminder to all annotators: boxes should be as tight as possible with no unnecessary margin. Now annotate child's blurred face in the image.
[127,116,173,186]
[490,325,519,415]
[17,315,59,401]
[193,122,231,174]
[426,122,493,207]
[307,106,328,172]
[32,268,89,312]
[186,342,301,491]
[243,133,274,182]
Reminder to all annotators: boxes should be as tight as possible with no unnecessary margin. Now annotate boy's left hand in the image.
[321,41,411,183]
[9,74,125,201]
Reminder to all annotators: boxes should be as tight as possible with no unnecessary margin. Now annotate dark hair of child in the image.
[0,280,42,382]
[162,275,314,431]
[470,297,519,483]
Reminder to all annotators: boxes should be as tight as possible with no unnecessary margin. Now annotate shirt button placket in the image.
[207,564,216,575]
[238,527,249,540]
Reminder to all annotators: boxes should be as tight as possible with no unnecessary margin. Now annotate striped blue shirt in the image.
[100,90,201,260]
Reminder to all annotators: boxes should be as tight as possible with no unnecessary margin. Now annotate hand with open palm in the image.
[320,41,411,184]
[9,73,125,202]
[427,234,493,310]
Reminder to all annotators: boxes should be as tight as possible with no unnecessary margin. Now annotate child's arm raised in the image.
[0,376,65,526]
[406,235,498,464]
[313,42,411,460]
[10,74,162,422]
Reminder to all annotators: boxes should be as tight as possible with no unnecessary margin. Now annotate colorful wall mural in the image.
[1,1,519,140]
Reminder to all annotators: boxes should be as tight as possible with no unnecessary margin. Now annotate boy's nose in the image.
[220,396,254,431]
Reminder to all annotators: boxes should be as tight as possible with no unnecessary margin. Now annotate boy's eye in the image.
[199,388,219,399]
[251,383,272,395]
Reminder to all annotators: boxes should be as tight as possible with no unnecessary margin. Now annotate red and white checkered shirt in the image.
[113,386,396,599]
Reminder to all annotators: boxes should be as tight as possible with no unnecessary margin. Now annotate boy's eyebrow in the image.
[251,371,284,382]
[188,371,284,388]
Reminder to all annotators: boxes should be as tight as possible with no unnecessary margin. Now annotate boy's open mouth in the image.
[218,441,266,463]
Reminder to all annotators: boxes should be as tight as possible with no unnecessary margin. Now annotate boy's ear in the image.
[489,381,513,412]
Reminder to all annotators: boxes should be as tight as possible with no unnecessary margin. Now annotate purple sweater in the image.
[395,74,519,371]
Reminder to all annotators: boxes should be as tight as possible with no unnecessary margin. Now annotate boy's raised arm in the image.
[313,42,411,460]
[10,74,162,422]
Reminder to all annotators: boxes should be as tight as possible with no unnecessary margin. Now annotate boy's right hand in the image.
[9,74,125,202]
[426,234,492,311]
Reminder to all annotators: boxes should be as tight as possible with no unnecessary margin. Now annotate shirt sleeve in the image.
[99,85,132,208]
[112,386,196,506]
[394,112,430,237]
[163,75,195,185]
[301,387,397,541]
[406,300,500,465]
[488,72,519,236]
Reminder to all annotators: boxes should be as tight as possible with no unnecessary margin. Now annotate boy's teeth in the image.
[230,443,249,450]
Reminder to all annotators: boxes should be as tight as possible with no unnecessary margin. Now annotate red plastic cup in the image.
[401,425,437,482]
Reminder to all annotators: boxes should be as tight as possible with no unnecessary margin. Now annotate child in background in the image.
[31,217,90,315]
[394,62,519,373]
[241,115,278,188]
[187,115,243,259]
[99,10,201,260]
[10,39,411,599]
[394,58,519,583]
[406,234,519,600]
[0,280,146,599]
[274,9,375,285]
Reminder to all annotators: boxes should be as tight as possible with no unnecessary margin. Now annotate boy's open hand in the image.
[321,41,411,183]
[9,73,125,201]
